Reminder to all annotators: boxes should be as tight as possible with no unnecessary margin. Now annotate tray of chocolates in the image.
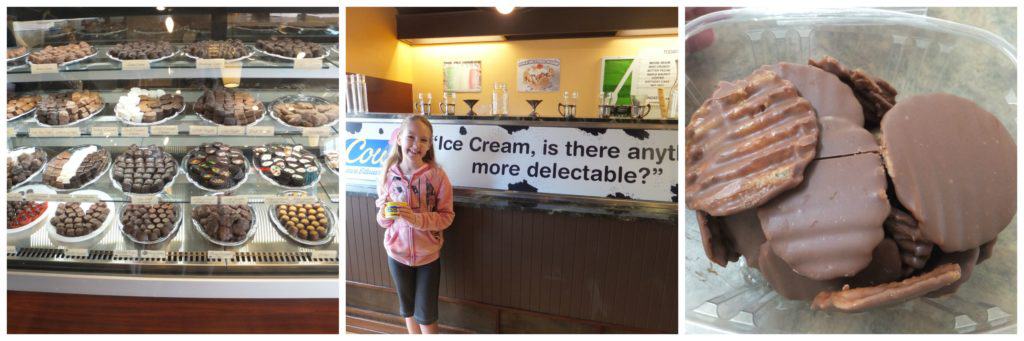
[27,42,97,67]
[106,41,178,63]
[110,145,180,195]
[42,145,111,192]
[194,88,267,126]
[8,147,48,190]
[269,94,339,128]
[255,37,328,61]
[119,202,182,245]
[45,190,115,249]
[114,88,186,126]
[183,39,254,62]
[7,185,57,243]
[252,144,322,189]
[7,94,39,121]
[7,46,29,62]
[191,202,256,247]
[269,191,335,246]
[35,91,105,127]
[323,151,339,176]
[183,142,250,193]
[79,21,128,37]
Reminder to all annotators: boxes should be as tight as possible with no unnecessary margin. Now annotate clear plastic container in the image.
[685,8,1016,334]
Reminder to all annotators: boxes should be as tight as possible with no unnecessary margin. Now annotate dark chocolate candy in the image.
[844,238,903,288]
[757,242,842,301]
[977,238,997,265]
[811,263,961,313]
[715,209,766,269]
[696,210,738,267]
[685,69,819,216]
[925,247,979,298]
[881,93,1016,252]
[884,207,933,277]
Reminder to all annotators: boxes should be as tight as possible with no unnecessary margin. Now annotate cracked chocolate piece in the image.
[812,263,961,313]
[845,238,903,288]
[758,153,889,280]
[881,93,1016,252]
[696,210,738,267]
[925,247,979,297]
[816,116,879,159]
[685,69,819,216]
[884,207,933,277]
[809,56,897,127]
[758,242,842,301]
[717,209,766,269]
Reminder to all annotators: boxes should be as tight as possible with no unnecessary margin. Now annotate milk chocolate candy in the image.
[696,211,738,267]
[884,207,933,276]
[717,209,766,268]
[925,247,980,297]
[685,69,819,216]
[844,238,903,288]
[881,93,1016,252]
[757,242,842,301]
[809,56,898,127]
[758,153,889,280]
[759,62,863,126]
[977,238,997,265]
[816,116,879,159]
[812,263,961,313]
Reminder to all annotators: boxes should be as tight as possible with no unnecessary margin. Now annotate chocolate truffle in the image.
[36,91,103,126]
[112,144,178,194]
[121,203,177,242]
[192,204,253,243]
[51,202,109,237]
[185,142,247,190]
[42,146,110,190]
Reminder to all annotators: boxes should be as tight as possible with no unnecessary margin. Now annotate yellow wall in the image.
[345,7,413,83]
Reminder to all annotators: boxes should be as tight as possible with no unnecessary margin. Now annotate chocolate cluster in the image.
[7,148,46,188]
[112,145,178,194]
[109,41,175,60]
[192,204,253,243]
[254,145,319,187]
[272,101,338,127]
[687,56,1016,313]
[121,203,177,242]
[7,46,27,59]
[29,42,94,64]
[276,193,330,241]
[51,202,109,237]
[184,40,248,59]
[195,88,264,126]
[37,91,103,126]
[7,95,38,120]
[43,146,109,190]
[114,88,184,124]
[7,190,47,229]
[256,37,326,58]
[185,143,247,190]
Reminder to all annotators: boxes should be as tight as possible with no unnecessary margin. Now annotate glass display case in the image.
[6,7,340,299]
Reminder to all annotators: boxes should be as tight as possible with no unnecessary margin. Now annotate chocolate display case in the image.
[6,7,339,301]
[684,8,1015,333]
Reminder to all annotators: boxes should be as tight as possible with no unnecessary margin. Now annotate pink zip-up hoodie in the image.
[376,163,455,267]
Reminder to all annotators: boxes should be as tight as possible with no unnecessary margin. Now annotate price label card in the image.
[141,250,167,259]
[31,128,80,137]
[207,250,235,261]
[191,196,218,205]
[196,58,226,69]
[311,250,338,259]
[122,127,150,137]
[30,63,59,74]
[293,58,322,70]
[66,194,100,203]
[221,196,248,205]
[50,194,75,202]
[91,126,119,137]
[7,127,16,136]
[302,127,331,136]
[7,192,24,201]
[218,126,245,136]
[246,126,274,136]
[8,246,15,254]
[189,125,218,136]
[266,195,316,206]
[28,128,52,137]
[113,249,138,259]
[121,59,151,70]
[151,125,179,135]
[25,193,47,202]
[130,195,159,205]
[65,248,89,257]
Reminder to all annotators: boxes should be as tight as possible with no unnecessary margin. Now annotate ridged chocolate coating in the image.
[881,93,1016,252]
[759,62,863,127]
[809,56,898,127]
[812,263,961,313]
[884,207,933,277]
[685,69,819,216]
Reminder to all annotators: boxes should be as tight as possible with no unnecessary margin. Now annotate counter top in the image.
[347,113,678,130]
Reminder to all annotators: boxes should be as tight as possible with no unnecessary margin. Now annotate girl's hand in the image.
[395,206,417,223]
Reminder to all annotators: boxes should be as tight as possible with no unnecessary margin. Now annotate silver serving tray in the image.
[267,191,335,247]
[323,152,339,176]
[251,144,323,190]
[7,50,30,63]
[106,49,180,65]
[254,45,328,62]
[42,145,112,192]
[181,148,251,194]
[7,147,48,190]
[26,48,98,68]
[267,94,338,129]
[109,148,181,195]
[118,202,183,246]
[115,96,187,126]
[35,100,105,127]
[191,203,258,247]
[184,45,256,63]
[194,100,267,127]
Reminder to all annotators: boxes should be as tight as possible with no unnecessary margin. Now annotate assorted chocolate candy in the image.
[114,88,185,124]
[7,95,38,120]
[276,192,330,242]
[112,145,178,194]
[7,148,47,188]
[37,91,103,126]
[256,37,326,58]
[121,203,177,242]
[323,152,339,173]
[28,42,94,64]
[81,21,126,34]
[688,56,1016,312]
[185,143,247,190]
[7,190,48,229]
[184,39,248,59]
[43,146,110,190]
[272,101,338,127]
[195,88,264,126]
[51,202,109,237]
[192,204,253,243]
[109,41,175,60]
[7,46,28,59]
[253,145,319,187]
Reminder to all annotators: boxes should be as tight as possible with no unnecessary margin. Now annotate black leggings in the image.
[387,256,441,325]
